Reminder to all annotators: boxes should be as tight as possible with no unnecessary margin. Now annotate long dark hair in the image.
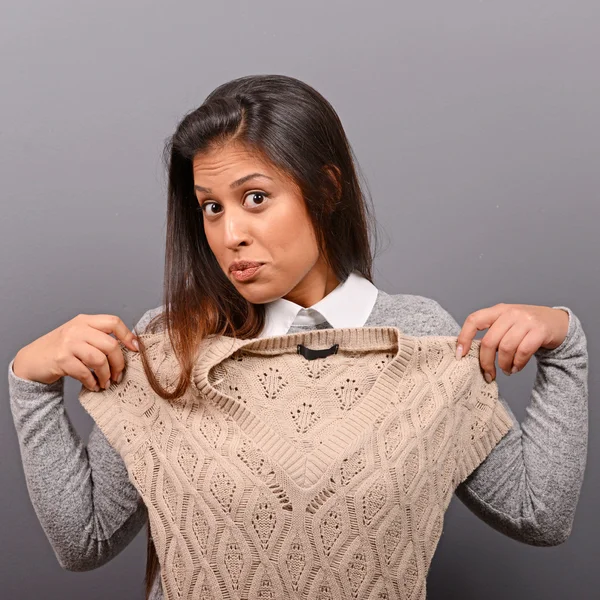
[138,73,380,598]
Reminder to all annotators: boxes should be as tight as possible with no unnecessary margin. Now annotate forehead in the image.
[191,142,302,196]
[192,142,272,178]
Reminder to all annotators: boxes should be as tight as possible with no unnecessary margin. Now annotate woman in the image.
[9,74,588,600]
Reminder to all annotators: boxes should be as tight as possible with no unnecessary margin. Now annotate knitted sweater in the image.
[78,325,513,600]
[7,290,588,600]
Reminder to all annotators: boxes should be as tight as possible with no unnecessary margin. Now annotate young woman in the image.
[9,74,588,600]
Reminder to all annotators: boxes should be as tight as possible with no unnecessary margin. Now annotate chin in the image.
[238,290,281,305]
[233,281,287,305]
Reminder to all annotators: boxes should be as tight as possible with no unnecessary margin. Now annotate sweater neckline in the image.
[192,326,415,393]
[191,327,416,489]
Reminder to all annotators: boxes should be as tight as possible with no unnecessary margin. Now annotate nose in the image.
[222,207,251,249]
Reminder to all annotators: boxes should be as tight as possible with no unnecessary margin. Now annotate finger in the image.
[61,353,103,392]
[80,314,139,352]
[479,312,516,380]
[512,329,546,373]
[72,342,114,391]
[496,322,531,374]
[65,356,100,391]
[457,304,506,358]
[84,328,126,385]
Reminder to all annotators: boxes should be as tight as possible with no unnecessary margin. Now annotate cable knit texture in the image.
[78,326,513,600]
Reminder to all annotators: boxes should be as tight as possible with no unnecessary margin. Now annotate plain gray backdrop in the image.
[1,1,598,598]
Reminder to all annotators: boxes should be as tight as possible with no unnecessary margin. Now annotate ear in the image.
[322,164,342,211]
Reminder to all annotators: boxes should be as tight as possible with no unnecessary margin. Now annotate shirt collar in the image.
[259,271,379,338]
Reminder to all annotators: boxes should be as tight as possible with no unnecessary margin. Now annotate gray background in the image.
[1,1,598,598]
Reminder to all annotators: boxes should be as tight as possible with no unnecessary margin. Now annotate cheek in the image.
[203,226,225,262]
[263,213,319,263]
[265,202,317,248]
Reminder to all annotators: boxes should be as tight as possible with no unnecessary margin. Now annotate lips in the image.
[229,261,264,282]
[229,260,262,273]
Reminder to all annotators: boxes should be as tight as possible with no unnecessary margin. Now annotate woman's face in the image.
[192,142,338,307]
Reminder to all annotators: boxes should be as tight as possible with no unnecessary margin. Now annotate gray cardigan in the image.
[8,289,589,599]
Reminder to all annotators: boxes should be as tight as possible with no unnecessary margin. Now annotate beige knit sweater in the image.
[79,326,513,600]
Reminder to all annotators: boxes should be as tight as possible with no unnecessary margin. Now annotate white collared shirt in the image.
[259,271,379,338]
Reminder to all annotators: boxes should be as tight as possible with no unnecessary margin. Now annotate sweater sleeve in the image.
[425,299,589,546]
[7,306,164,570]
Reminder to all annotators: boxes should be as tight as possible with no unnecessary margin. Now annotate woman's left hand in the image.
[455,303,570,383]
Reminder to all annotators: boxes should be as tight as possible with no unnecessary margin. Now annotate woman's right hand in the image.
[12,314,140,391]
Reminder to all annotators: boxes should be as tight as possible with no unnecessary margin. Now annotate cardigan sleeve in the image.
[7,306,163,571]
[425,299,589,546]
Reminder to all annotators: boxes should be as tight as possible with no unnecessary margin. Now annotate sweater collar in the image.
[192,326,415,405]
[259,271,379,338]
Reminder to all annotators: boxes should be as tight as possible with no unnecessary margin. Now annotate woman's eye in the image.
[244,192,269,208]
[202,202,222,216]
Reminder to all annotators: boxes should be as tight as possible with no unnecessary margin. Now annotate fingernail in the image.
[104,379,111,389]
[94,384,100,392]
[116,371,123,384]
[502,369,510,376]
[132,338,139,351]
[511,366,518,374]
[484,372,493,384]
[455,344,463,361]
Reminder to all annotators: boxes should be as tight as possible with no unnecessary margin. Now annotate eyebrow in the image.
[194,172,273,194]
